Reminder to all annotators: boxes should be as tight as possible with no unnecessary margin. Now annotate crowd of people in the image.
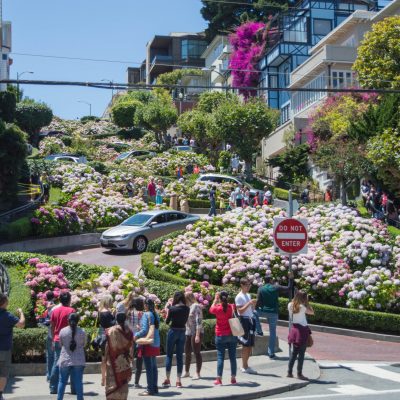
[361,180,400,226]
[209,185,274,216]
[0,275,315,400]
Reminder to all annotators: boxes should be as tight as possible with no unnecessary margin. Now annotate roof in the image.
[372,0,400,21]
[139,209,184,216]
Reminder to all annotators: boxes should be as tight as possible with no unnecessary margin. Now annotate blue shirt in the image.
[0,309,19,351]
[135,311,160,348]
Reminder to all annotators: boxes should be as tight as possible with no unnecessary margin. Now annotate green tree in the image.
[268,144,310,184]
[353,16,400,88]
[0,91,16,122]
[366,127,400,196]
[15,100,53,146]
[111,99,142,128]
[0,121,28,206]
[211,97,278,178]
[134,97,177,144]
[200,0,288,41]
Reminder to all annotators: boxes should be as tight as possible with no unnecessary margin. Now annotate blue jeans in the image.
[263,312,278,356]
[46,336,55,381]
[166,329,186,376]
[253,310,263,334]
[50,342,75,393]
[57,365,84,400]
[143,356,158,394]
[209,199,216,216]
[215,335,237,377]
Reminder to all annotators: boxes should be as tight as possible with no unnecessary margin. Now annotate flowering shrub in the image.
[39,137,66,156]
[70,268,160,327]
[184,280,215,308]
[229,22,267,98]
[31,206,83,236]
[24,258,159,327]
[25,258,70,318]
[156,204,400,312]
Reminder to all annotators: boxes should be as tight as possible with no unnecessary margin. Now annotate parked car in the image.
[170,145,198,153]
[115,149,156,161]
[196,173,264,201]
[44,153,87,164]
[39,130,64,139]
[100,210,200,253]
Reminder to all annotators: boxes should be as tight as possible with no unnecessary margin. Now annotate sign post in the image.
[273,190,308,356]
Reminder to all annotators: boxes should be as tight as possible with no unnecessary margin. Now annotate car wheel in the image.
[133,236,148,253]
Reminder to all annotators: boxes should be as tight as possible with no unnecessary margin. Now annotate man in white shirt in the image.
[235,278,257,374]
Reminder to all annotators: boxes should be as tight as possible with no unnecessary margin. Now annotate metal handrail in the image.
[0,182,44,223]
[0,261,10,295]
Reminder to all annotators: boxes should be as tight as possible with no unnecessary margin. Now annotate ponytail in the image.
[145,298,159,329]
[220,291,229,313]
[68,313,80,352]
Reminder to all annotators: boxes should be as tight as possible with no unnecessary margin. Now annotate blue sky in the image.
[5,0,206,119]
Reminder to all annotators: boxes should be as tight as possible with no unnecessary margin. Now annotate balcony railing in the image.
[150,55,173,68]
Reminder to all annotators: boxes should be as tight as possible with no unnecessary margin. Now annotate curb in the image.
[270,319,400,343]
[0,233,101,253]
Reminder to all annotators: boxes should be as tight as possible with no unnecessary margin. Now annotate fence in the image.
[0,261,10,294]
[0,182,44,224]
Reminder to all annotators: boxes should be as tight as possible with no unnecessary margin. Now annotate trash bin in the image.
[170,194,178,210]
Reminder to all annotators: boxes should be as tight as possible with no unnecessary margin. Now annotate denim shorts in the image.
[0,350,11,378]
[238,317,255,347]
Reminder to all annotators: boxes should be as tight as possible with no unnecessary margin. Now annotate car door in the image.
[164,212,188,233]
[146,213,170,240]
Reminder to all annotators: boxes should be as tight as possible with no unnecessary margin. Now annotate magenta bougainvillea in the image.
[229,21,267,98]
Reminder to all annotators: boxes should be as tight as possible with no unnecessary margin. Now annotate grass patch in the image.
[49,186,62,204]
[0,216,33,242]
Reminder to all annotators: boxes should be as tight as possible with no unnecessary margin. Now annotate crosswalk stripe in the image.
[329,384,377,395]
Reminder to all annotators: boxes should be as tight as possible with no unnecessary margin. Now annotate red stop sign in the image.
[273,218,308,255]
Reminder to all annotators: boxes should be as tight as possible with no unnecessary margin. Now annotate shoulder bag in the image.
[228,309,244,337]
[136,320,155,345]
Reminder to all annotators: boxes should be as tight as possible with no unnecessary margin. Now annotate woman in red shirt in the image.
[209,291,237,385]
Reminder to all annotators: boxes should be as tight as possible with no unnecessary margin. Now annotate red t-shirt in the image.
[50,305,75,342]
[147,182,156,197]
[209,303,234,336]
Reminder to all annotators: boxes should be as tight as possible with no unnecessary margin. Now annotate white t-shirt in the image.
[235,291,253,317]
[288,303,308,326]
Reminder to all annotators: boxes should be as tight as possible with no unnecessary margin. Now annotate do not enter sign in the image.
[273,217,308,255]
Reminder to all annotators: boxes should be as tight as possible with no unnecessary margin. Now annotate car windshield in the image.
[121,214,152,226]
[117,152,131,160]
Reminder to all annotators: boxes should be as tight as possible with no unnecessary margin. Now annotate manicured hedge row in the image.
[0,252,108,288]
[147,230,185,254]
[277,298,400,334]
[0,217,33,241]
[141,252,189,286]
[188,199,211,209]
[12,320,218,362]
[273,188,299,201]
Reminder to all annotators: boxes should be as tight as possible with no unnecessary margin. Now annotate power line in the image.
[12,50,395,85]
[3,79,400,94]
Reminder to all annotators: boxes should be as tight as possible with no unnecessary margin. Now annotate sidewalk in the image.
[5,341,319,400]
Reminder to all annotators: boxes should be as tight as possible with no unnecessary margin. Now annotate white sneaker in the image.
[241,367,258,375]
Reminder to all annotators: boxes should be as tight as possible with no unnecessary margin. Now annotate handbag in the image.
[136,324,155,345]
[306,334,313,348]
[229,311,244,337]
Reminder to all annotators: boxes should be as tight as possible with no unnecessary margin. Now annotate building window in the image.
[283,67,290,86]
[269,75,278,88]
[313,19,332,36]
[331,70,354,88]
[181,39,207,59]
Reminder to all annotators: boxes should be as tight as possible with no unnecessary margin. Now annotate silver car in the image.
[100,210,200,253]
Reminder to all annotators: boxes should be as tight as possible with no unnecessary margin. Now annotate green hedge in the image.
[273,187,299,200]
[0,217,33,241]
[0,252,108,288]
[188,199,210,208]
[277,298,400,334]
[7,267,35,327]
[147,230,185,254]
[13,320,218,362]
[141,252,189,286]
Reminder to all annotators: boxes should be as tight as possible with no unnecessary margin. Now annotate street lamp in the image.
[202,66,228,94]
[178,91,184,115]
[77,100,92,116]
[16,71,34,102]
[101,79,114,101]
